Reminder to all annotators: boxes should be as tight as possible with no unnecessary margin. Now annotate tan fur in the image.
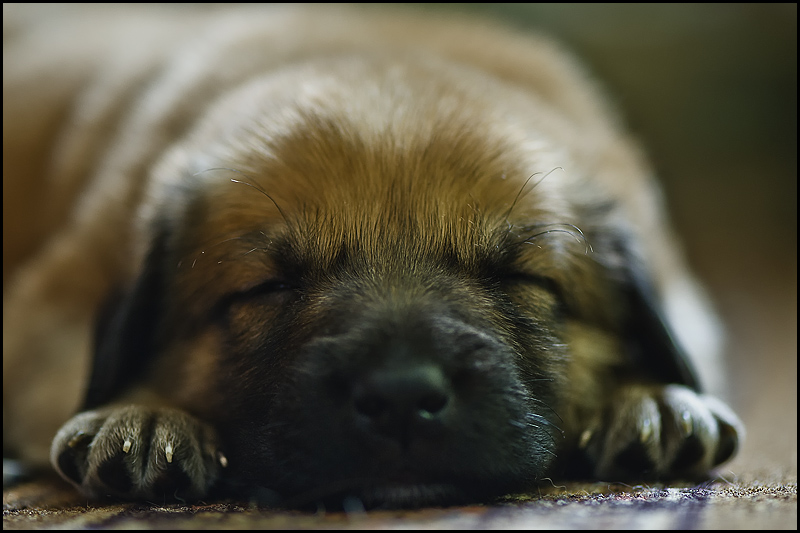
[4,5,739,505]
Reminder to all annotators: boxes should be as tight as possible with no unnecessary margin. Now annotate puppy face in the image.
[91,60,621,505]
[168,142,570,505]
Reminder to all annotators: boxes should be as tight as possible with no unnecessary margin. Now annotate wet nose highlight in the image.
[352,364,452,441]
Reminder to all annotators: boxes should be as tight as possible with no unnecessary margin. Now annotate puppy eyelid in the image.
[212,278,298,324]
[223,279,297,306]
[245,279,296,295]
[505,273,557,291]
[503,273,566,308]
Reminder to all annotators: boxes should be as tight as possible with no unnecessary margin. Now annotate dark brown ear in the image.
[83,233,167,409]
[622,260,701,392]
[577,197,702,392]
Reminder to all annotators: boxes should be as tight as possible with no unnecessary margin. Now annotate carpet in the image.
[3,474,795,529]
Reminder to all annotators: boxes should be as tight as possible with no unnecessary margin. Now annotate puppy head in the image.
[90,56,692,507]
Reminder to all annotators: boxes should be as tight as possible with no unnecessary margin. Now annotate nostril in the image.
[351,364,452,436]
[354,390,447,421]
[354,393,389,419]
[417,391,448,418]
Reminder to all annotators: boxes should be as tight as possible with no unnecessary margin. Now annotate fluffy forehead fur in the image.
[145,54,614,327]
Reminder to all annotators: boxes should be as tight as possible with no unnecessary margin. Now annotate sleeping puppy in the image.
[3,5,742,508]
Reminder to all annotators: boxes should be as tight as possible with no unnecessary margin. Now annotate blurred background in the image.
[412,3,796,485]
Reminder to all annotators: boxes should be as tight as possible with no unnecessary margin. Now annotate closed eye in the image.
[503,273,559,294]
[234,279,298,300]
[213,278,299,319]
[501,273,568,315]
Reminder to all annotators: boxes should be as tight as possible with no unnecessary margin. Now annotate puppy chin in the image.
[351,483,472,509]
[283,481,494,511]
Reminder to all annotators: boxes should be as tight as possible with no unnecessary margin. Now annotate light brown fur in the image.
[4,5,740,507]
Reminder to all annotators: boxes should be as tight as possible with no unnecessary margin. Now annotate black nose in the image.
[351,363,451,447]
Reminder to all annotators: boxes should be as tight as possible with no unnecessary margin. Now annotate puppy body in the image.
[4,5,740,507]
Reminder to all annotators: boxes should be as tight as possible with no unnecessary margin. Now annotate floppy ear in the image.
[576,199,702,392]
[622,259,701,392]
[83,233,167,409]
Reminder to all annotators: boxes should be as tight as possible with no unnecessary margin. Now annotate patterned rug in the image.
[4,472,796,529]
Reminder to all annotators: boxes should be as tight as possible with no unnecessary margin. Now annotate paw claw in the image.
[50,406,220,501]
[580,384,742,479]
[679,410,693,437]
[578,428,593,449]
[639,418,653,444]
[68,431,88,448]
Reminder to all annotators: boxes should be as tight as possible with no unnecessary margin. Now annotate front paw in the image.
[579,384,743,479]
[50,405,225,501]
